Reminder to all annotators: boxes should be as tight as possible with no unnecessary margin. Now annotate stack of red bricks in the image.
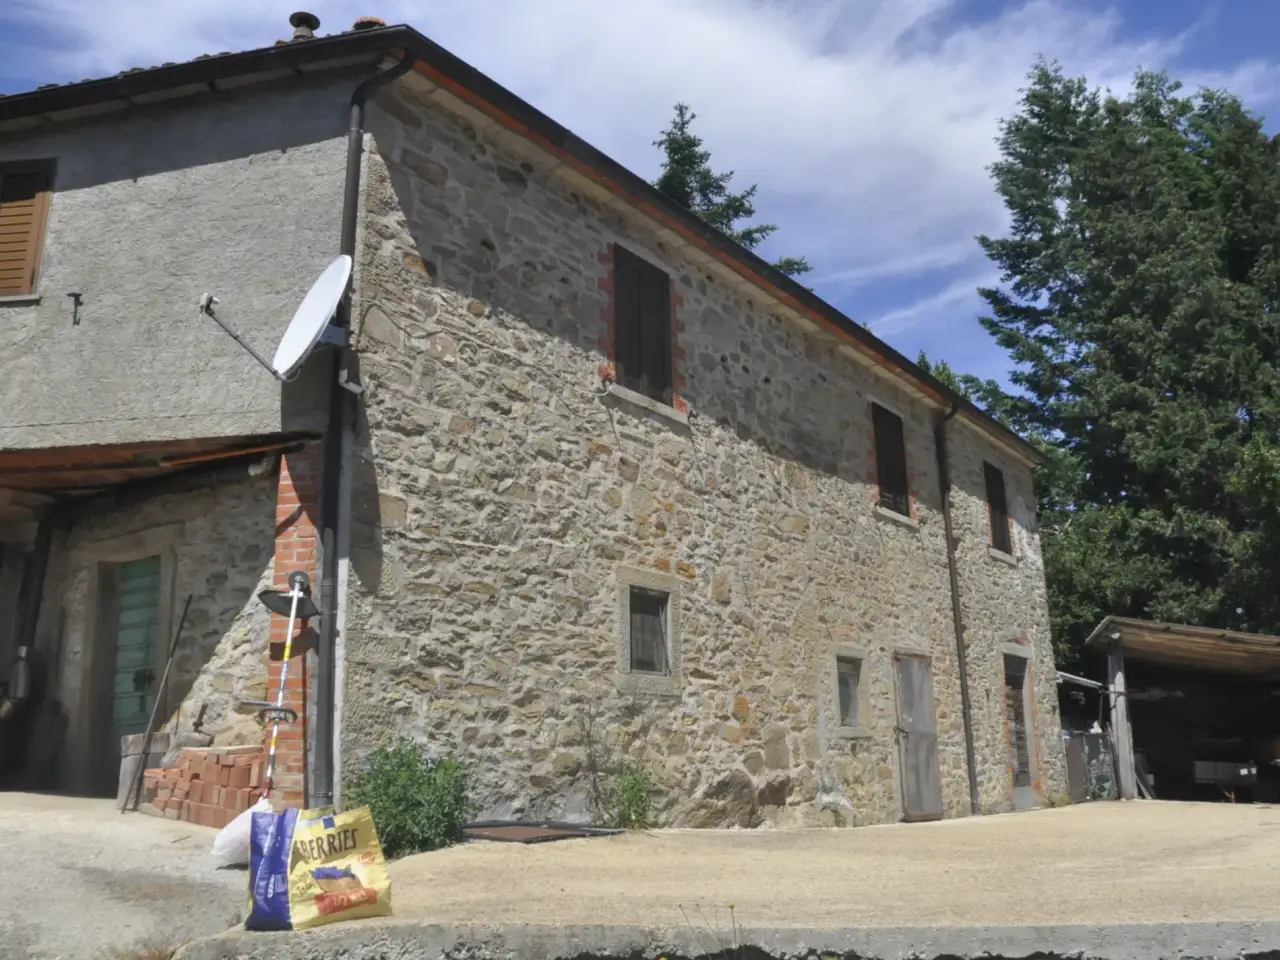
[141,746,268,828]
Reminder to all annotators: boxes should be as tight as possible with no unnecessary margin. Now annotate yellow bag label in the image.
[285,805,391,930]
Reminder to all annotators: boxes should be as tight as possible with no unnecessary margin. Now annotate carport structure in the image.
[1087,616,1280,803]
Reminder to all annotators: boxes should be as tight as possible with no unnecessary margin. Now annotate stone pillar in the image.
[266,446,320,808]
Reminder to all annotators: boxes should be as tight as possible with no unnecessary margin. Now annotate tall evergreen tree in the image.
[974,61,1280,667]
[654,103,811,276]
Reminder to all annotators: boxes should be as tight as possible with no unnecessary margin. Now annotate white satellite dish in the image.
[271,254,353,379]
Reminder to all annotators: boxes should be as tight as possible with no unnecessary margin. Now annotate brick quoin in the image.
[597,242,687,412]
[266,444,321,808]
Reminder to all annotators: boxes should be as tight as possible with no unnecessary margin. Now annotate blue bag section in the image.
[246,806,300,931]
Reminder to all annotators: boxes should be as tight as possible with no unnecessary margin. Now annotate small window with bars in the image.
[836,656,863,728]
[0,162,54,298]
[612,245,673,403]
[984,461,1012,554]
[872,402,910,516]
[628,586,670,675]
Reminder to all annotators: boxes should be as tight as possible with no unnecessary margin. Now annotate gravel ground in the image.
[386,800,1280,929]
[0,792,246,960]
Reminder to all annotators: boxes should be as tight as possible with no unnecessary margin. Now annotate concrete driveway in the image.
[185,801,1280,960]
[390,799,1280,929]
[0,792,244,960]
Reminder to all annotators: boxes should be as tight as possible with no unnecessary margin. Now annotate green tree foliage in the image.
[972,60,1280,667]
[654,103,811,276]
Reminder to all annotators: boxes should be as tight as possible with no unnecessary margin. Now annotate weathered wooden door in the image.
[1003,654,1037,810]
[895,655,944,820]
[111,556,163,767]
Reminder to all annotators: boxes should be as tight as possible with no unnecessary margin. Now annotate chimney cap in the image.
[352,16,386,31]
[289,11,321,38]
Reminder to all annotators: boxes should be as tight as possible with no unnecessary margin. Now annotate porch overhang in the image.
[0,435,311,541]
[1085,616,1280,679]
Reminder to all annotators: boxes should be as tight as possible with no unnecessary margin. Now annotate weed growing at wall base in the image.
[347,740,474,858]
[610,767,655,828]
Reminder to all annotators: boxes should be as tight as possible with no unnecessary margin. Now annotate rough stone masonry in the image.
[337,72,1067,826]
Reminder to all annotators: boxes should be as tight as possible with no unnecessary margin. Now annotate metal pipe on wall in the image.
[314,51,418,808]
[935,405,981,816]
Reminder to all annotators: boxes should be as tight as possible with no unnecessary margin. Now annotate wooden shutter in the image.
[984,462,1012,553]
[638,261,672,400]
[613,246,644,391]
[612,245,672,402]
[0,164,53,297]
[872,403,910,515]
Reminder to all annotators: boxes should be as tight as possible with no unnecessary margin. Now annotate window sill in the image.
[833,724,873,740]
[602,382,689,427]
[873,504,918,529]
[616,670,682,697]
[0,294,40,306]
[987,547,1018,566]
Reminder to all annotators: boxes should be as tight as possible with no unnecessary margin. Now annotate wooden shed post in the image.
[1107,642,1137,800]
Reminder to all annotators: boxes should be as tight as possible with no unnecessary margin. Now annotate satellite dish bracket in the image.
[194,255,354,383]
[318,324,349,348]
[198,298,286,382]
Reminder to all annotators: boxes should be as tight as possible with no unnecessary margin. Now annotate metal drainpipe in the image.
[315,50,418,808]
[935,403,980,815]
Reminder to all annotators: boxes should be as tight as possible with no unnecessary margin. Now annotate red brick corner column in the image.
[267,445,321,808]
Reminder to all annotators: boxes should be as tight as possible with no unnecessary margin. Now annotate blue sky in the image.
[2,0,1276,387]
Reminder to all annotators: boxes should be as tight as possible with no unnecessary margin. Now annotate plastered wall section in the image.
[0,73,354,450]
[338,75,1065,825]
[31,472,275,793]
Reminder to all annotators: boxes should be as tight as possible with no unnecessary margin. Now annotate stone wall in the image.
[339,75,1066,825]
[31,468,275,793]
[948,439,1068,811]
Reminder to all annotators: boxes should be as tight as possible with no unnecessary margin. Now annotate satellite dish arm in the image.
[198,300,286,381]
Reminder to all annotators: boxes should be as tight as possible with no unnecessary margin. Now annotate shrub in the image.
[347,740,474,858]
[610,766,655,829]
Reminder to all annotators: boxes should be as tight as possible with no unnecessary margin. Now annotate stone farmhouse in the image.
[0,15,1066,825]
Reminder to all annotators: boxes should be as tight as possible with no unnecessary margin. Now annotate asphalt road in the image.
[0,792,245,960]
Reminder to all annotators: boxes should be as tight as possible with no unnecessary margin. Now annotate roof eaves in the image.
[1084,615,1123,649]
[0,25,414,126]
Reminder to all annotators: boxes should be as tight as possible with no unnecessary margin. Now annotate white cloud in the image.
[3,0,1276,344]
[869,271,1000,336]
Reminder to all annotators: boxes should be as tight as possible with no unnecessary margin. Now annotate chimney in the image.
[352,16,386,31]
[289,11,321,40]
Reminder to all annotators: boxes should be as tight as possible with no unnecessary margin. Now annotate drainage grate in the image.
[461,820,622,844]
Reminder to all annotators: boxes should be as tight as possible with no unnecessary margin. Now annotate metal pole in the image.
[934,406,980,815]
[262,581,302,802]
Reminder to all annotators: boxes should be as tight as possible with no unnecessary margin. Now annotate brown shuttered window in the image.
[872,402,910,516]
[613,245,672,402]
[985,461,1012,553]
[0,163,54,297]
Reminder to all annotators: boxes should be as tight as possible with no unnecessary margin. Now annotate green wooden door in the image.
[111,556,162,762]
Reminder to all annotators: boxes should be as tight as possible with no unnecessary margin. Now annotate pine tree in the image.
[973,60,1280,666]
[654,103,810,276]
